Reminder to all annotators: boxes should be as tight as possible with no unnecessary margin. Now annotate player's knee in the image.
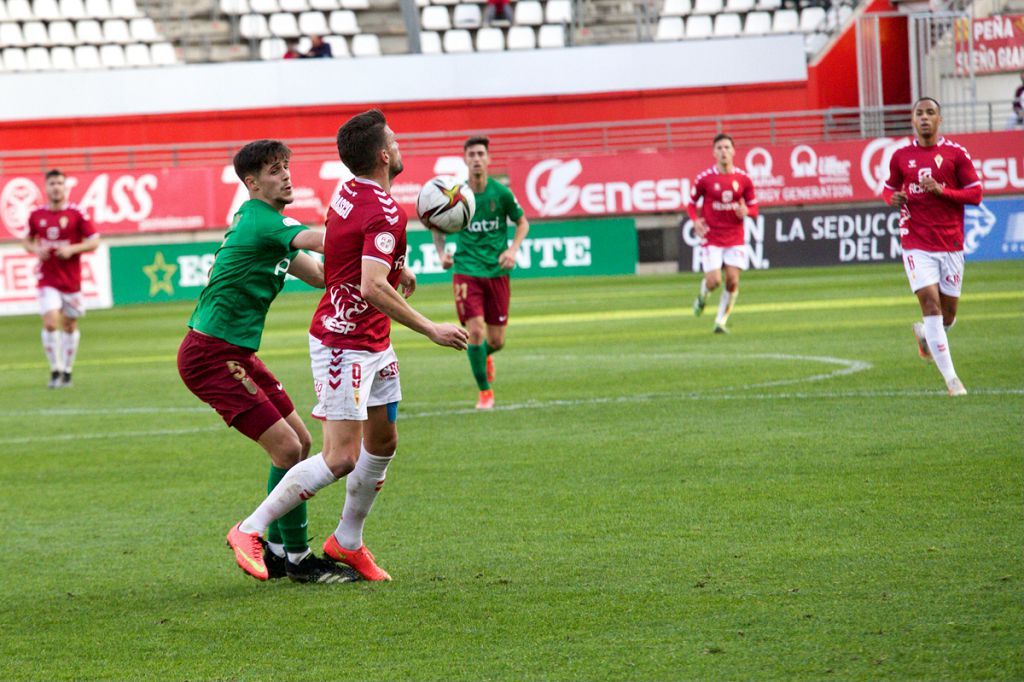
[725,280,739,293]
[368,433,397,456]
[43,321,58,332]
[62,320,76,333]
[488,339,504,352]
[323,443,358,478]
[296,430,313,459]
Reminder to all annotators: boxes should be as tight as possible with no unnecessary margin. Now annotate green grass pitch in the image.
[0,261,1020,681]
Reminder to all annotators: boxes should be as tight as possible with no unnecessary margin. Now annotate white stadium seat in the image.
[279,0,308,10]
[545,0,571,23]
[686,13,711,37]
[73,43,101,67]
[309,0,337,9]
[50,45,75,68]
[0,21,26,45]
[3,46,28,70]
[110,0,141,16]
[220,0,249,14]
[32,0,61,20]
[713,12,740,36]
[103,18,131,43]
[59,0,85,18]
[537,23,564,47]
[76,18,104,43]
[513,0,542,25]
[660,0,690,17]
[771,8,797,32]
[800,6,825,32]
[654,16,682,40]
[48,19,77,43]
[755,0,779,9]
[691,0,721,14]
[442,28,471,52]
[99,43,125,66]
[124,41,150,65]
[743,10,770,34]
[259,35,284,58]
[804,31,827,54]
[239,12,270,37]
[474,25,503,50]
[419,29,441,53]
[328,9,358,33]
[421,5,450,30]
[130,17,159,41]
[26,45,52,68]
[298,10,328,35]
[433,0,458,6]
[0,2,7,21]
[725,0,752,11]
[6,0,32,20]
[268,11,300,37]
[507,25,535,49]
[249,0,279,13]
[452,3,480,28]
[339,0,367,8]
[23,20,49,45]
[324,33,348,55]
[150,40,177,64]
[84,0,112,18]
[349,32,378,55]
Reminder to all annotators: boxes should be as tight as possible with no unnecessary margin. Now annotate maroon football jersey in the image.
[688,167,757,247]
[310,178,407,352]
[884,138,981,252]
[26,204,95,293]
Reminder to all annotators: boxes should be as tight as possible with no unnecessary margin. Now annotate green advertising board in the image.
[108,218,637,305]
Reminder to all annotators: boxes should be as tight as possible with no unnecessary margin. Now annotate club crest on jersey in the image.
[722,190,733,202]
[59,216,68,228]
[375,232,396,254]
[934,154,943,168]
[40,219,47,227]
[714,183,720,191]
[908,160,917,168]
[732,180,739,191]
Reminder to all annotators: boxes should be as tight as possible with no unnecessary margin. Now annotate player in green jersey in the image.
[431,136,529,409]
[178,140,356,584]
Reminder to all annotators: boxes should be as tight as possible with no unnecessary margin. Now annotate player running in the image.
[178,140,356,584]
[431,136,530,409]
[226,110,468,582]
[686,133,758,334]
[883,97,983,396]
[21,169,100,388]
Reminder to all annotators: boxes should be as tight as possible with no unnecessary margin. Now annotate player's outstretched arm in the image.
[499,216,530,270]
[287,252,326,288]
[430,229,453,269]
[361,259,467,350]
[290,228,326,254]
[56,235,100,259]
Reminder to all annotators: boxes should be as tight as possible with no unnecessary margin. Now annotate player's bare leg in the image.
[466,316,494,409]
[714,266,740,333]
[914,285,965,395]
[59,316,80,387]
[41,309,63,388]
[695,270,720,317]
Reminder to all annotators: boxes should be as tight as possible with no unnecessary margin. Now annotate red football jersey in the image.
[26,204,96,293]
[688,167,757,247]
[310,178,407,352]
[884,137,981,252]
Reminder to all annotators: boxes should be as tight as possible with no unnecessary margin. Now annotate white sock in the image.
[699,279,709,299]
[267,541,285,558]
[944,318,956,332]
[240,454,336,535]
[287,548,312,564]
[62,329,80,373]
[923,315,957,383]
[716,290,736,325]
[41,329,62,372]
[335,444,393,550]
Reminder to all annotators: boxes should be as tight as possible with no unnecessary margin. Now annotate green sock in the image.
[467,343,490,390]
[266,464,309,554]
[484,341,494,356]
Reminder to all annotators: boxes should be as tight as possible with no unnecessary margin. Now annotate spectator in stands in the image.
[484,0,513,25]
[304,35,333,58]
[283,39,302,59]
[1013,71,1024,127]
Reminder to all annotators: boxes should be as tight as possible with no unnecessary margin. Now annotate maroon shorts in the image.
[177,329,295,440]
[453,273,510,326]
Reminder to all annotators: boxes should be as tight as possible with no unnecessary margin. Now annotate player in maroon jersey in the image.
[883,97,983,396]
[20,169,100,389]
[226,109,468,582]
[685,134,758,333]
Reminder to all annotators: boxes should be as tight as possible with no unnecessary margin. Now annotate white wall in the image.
[0,36,808,122]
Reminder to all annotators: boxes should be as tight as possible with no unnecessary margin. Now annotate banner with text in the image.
[677,197,1024,271]
[510,131,1024,219]
[0,244,113,316]
[955,14,1024,75]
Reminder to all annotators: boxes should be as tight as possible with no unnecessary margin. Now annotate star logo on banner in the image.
[143,251,178,297]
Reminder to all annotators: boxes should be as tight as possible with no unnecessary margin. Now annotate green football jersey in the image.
[188,199,305,350]
[453,178,525,279]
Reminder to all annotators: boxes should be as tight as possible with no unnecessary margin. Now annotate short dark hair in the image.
[337,109,388,176]
[233,140,291,183]
[913,96,941,112]
[45,169,64,180]
[712,133,734,146]
[464,136,490,152]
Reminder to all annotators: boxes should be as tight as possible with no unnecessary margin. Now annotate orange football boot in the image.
[323,534,392,581]
[476,389,494,410]
[226,522,269,581]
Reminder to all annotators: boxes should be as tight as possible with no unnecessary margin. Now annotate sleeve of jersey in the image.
[883,152,903,192]
[263,216,306,252]
[503,185,525,222]
[78,209,97,238]
[362,213,400,268]
[743,178,758,218]
[685,178,702,221]
[954,149,983,194]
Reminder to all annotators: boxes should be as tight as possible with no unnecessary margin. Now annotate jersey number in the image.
[226,361,259,395]
[454,282,468,301]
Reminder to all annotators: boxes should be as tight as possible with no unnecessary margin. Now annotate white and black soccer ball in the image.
[416,175,475,234]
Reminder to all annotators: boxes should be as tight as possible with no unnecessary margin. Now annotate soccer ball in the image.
[416,176,475,234]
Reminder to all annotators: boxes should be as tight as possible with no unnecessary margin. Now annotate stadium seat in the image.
[513,0,542,25]
[249,0,279,13]
[474,26,502,50]
[660,0,690,17]
[799,6,825,32]
[259,35,284,58]
[324,33,348,55]
[130,17,158,41]
[804,30,827,54]
[743,10,769,34]
[418,29,441,53]
[268,12,300,37]
[23,21,49,45]
[339,0,368,8]
[99,43,125,66]
[771,8,797,32]
[686,14,711,37]
[442,28,471,52]
[124,41,150,65]
[433,0,458,6]
[655,16,682,40]
[50,45,75,68]
[328,9,358,33]
[3,46,28,70]
[0,21,25,45]
[545,0,571,23]
[84,0,112,18]
[298,10,328,35]
[220,0,249,14]
[239,13,270,38]
[6,0,32,20]
[713,12,740,36]
[76,19,104,43]
[421,5,450,30]
[59,0,85,18]
[280,0,308,10]
[47,19,75,43]
[32,0,62,20]
[725,0,752,11]
[26,45,51,68]
[150,40,176,63]
[111,0,141,16]
[73,43,101,67]
[755,0,779,8]
[309,0,338,9]
[350,33,379,55]
[103,18,131,43]
[452,3,480,28]
[507,25,535,49]
[0,2,6,21]
[691,0,721,14]
[537,22,564,47]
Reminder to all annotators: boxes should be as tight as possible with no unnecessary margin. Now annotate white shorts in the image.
[309,335,402,421]
[38,286,84,319]
[701,245,748,272]
[902,249,964,297]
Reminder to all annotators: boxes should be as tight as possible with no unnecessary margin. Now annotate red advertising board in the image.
[955,14,1024,75]
[508,131,1024,219]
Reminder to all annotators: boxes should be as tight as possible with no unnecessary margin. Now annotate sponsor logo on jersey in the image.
[274,257,292,277]
[321,283,369,335]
